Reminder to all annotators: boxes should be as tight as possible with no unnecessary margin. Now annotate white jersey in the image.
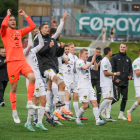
[76,59,94,89]
[100,57,113,87]
[132,58,140,87]
[62,58,75,83]
[68,53,79,82]
[58,53,67,74]
[23,32,44,79]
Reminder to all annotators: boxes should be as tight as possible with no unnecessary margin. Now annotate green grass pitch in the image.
[0,77,140,140]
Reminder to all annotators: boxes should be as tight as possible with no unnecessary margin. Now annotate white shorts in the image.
[78,88,97,103]
[44,69,64,85]
[135,86,140,98]
[26,78,46,97]
[44,69,56,81]
[65,82,74,94]
[57,72,64,85]
[73,82,79,93]
[101,86,113,99]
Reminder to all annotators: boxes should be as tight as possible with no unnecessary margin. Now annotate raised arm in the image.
[1,9,11,37]
[23,32,32,56]
[31,30,44,54]
[52,13,68,39]
[18,9,36,37]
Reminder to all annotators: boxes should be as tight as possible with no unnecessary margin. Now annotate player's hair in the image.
[10,14,15,18]
[22,37,28,43]
[96,47,101,50]
[80,48,88,54]
[39,23,48,31]
[104,47,111,55]
[120,43,127,48]
[0,46,4,49]
[67,42,74,47]
[49,28,57,37]
[64,44,69,49]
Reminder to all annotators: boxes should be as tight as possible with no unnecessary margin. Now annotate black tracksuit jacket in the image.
[34,33,64,75]
[110,51,132,86]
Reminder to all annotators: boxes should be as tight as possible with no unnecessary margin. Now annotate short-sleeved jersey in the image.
[68,53,79,82]
[1,15,36,62]
[100,57,113,87]
[132,58,140,87]
[76,59,94,89]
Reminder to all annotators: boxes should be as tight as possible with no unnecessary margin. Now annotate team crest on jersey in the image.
[84,96,87,99]
[104,65,107,68]
[79,63,82,66]
[11,75,14,79]
[126,59,129,62]
[36,88,39,92]
[59,73,63,76]
[11,34,20,37]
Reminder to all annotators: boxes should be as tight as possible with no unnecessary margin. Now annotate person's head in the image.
[64,44,69,55]
[79,48,88,61]
[0,48,6,57]
[104,47,112,57]
[111,27,114,30]
[22,37,28,49]
[0,46,4,55]
[120,43,127,54]
[68,43,75,55]
[104,26,106,28]
[95,47,101,56]
[39,23,49,35]
[8,15,16,29]
[49,27,60,41]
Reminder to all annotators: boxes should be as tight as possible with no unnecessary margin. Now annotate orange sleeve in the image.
[1,15,10,37]
[19,16,36,37]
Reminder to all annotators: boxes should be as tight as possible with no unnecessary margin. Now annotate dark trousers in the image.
[91,79,101,105]
[112,85,128,112]
[0,81,8,103]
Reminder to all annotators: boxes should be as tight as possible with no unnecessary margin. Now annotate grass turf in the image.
[0,77,139,140]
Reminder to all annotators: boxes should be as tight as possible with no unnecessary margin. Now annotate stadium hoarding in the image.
[75,13,140,35]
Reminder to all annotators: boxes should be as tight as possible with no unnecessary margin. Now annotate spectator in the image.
[88,47,102,106]
[110,27,115,42]
[0,48,9,106]
[102,26,106,43]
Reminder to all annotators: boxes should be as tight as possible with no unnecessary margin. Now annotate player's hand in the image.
[64,58,68,65]
[116,72,120,76]
[62,13,68,21]
[7,9,12,15]
[92,54,96,63]
[18,9,27,17]
[98,61,101,66]
[128,76,132,80]
[34,29,39,34]
[49,41,54,48]
[4,59,6,63]
[60,42,65,48]
[51,20,57,27]
[115,79,121,83]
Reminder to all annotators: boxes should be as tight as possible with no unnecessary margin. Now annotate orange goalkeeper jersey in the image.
[1,15,36,62]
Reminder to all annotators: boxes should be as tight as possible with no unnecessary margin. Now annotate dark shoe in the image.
[56,101,65,107]
[32,119,38,126]
[0,102,5,107]
[46,118,55,126]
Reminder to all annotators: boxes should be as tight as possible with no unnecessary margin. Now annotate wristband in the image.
[114,73,116,75]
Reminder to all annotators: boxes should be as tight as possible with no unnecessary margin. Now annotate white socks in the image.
[77,107,85,120]
[33,109,38,121]
[93,107,100,121]
[99,99,111,114]
[38,106,45,124]
[69,100,71,111]
[106,101,112,118]
[58,91,65,103]
[73,102,79,118]
[129,101,139,114]
[52,82,58,96]
[27,109,35,124]
[65,101,69,110]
